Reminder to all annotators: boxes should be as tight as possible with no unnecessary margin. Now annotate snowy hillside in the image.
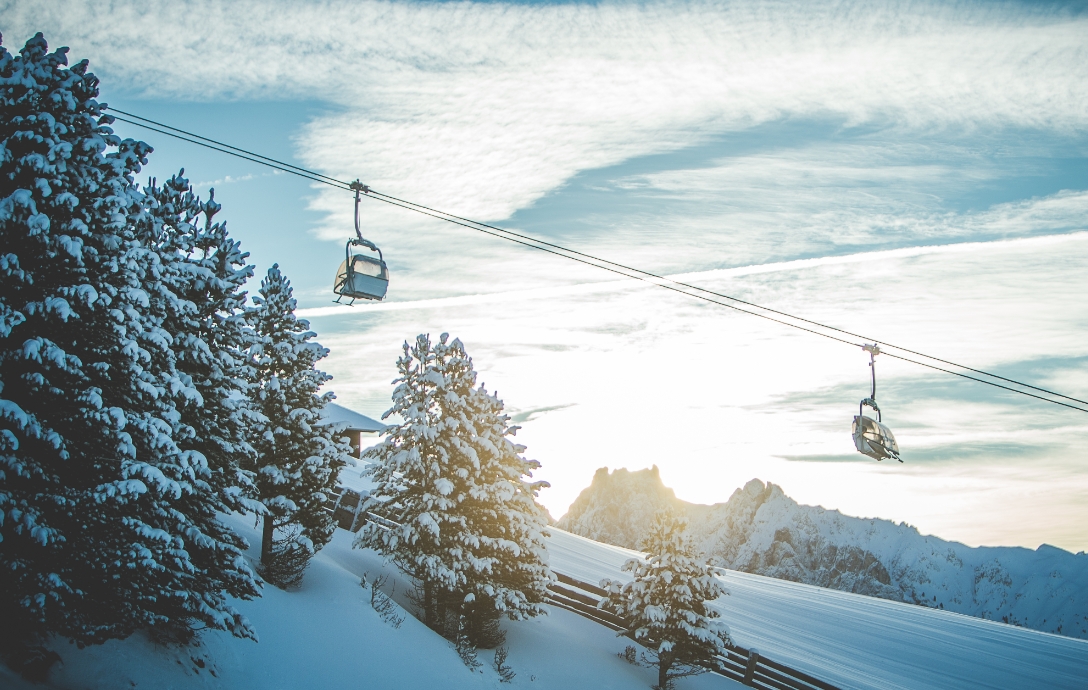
[548,527,1088,690]
[557,467,1088,639]
[0,513,734,690]
[6,512,1085,690]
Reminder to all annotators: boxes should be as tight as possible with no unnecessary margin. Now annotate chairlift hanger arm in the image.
[865,343,879,401]
[351,179,371,243]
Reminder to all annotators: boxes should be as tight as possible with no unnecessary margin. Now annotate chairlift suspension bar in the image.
[351,180,369,243]
[864,344,880,401]
[102,106,1088,414]
[871,353,876,401]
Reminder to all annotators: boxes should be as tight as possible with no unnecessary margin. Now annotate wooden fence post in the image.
[744,648,760,686]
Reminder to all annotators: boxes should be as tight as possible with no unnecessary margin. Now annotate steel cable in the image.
[103,106,1088,413]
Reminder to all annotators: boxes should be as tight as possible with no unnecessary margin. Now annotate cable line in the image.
[368,188,1088,408]
[108,108,349,189]
[103,106,1088,413]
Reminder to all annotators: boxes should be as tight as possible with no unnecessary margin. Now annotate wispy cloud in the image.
[9,0,1088,234]
[192,169,282,189]
[298,228,1088,318]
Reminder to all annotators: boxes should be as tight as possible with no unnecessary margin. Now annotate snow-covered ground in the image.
[548,528,1088,690]
[6,511,1085,690]
[0,515,735,690]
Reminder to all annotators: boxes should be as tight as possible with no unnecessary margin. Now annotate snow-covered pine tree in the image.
[355,334,441,624]
[600,511,731,690]
[0,33,259,672]
[136,172,265,639]
[437,338,552,645]
[249,264,348,587]
[356,333,552,646]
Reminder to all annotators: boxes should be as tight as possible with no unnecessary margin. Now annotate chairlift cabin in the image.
[333,181,389,305]
[853,399,901,462]
[334,239,388,303]
[852,344,902,462]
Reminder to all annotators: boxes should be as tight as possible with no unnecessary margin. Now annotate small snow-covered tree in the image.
[600,511,731,690]
[0,33,259,671]
[249,264,348,587]
[356,333,551,645]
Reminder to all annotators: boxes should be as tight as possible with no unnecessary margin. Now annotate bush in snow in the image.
[493,645,516,683]
[249,264,349,587]
[259,522,311,590]
[356,333,552,647]
[600,511,731,690]
[455,615,483,671]
[361,572,405,628]
[0,32,260,671]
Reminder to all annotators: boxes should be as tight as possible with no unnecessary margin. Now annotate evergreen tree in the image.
[249,264,348,587]
[356,333,552,646]
[600,511,731,690]
[0,32,259,672]
[136,173,265,639]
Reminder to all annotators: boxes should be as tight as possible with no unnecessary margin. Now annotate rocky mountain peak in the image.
[558,467,1088,640]
[558,466,683,549]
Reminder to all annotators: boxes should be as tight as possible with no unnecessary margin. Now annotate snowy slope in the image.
[7,508,1084,690]
[1,514,738,690]
[547,528,1088,690]
[558,467,1088,639]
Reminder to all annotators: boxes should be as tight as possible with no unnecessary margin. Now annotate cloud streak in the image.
[8,0,1088,234]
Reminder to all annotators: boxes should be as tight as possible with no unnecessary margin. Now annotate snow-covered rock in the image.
[558,467,1088,640]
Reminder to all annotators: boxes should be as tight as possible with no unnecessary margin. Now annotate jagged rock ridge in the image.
[557,467,1088,640]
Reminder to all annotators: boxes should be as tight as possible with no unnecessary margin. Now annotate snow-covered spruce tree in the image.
[356,333,552,647]
[0,32,259,672]
[600,511,731,690]
[135,173,265,639]
[249,264,349,587]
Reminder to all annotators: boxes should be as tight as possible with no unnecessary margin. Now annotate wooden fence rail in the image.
[546,567,841,690]
[326,487,367,532]
[326,489,841,690]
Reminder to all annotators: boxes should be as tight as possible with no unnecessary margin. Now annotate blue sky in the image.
[6,0,1088,550]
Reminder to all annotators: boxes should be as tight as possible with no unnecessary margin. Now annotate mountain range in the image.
[556,466,1088,640]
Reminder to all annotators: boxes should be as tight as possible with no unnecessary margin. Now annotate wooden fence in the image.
[325,486,368,532]
[326,489,841,690]
[548,571,841,690]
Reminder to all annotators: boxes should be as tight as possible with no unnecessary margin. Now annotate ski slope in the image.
[5,515,1083,690]
[0,517,738,690]
[547,528,1088,690]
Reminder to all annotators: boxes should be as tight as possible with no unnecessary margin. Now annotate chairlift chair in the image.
[334,181,389,304]
[852,344,902,462]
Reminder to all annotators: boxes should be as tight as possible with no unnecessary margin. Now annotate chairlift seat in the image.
[334,240,389,303]
[852,413,901,462]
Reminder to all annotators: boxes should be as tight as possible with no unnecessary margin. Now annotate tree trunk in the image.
[261,514,275,566]
[423,579,434,629]
[657,652,672,690]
